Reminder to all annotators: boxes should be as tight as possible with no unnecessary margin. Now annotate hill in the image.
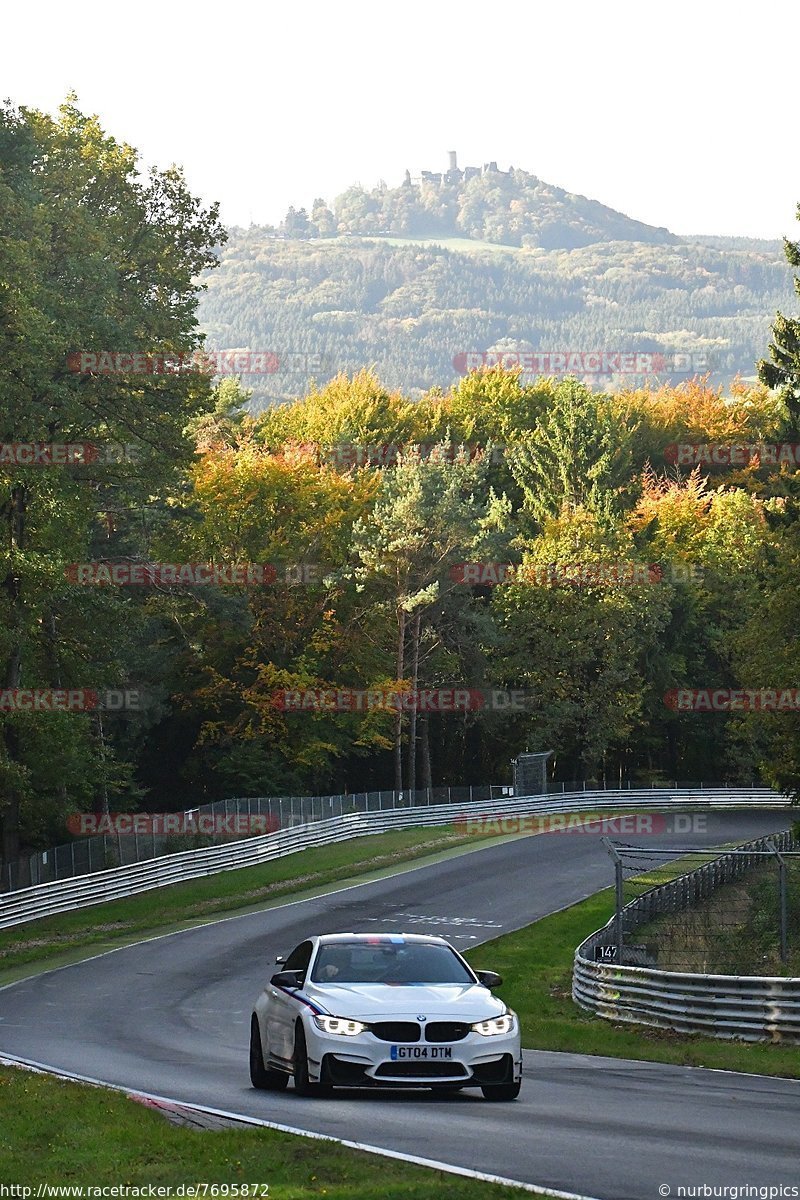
[196,162,796,407]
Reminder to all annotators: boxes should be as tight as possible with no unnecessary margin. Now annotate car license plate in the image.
[390,1045,453,1060]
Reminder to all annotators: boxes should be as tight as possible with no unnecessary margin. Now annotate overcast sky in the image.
[4,0,799,241]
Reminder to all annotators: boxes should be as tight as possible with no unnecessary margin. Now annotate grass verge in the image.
[0,1064,534,1196]
[466,889,800,1078]
[636,861,800,976]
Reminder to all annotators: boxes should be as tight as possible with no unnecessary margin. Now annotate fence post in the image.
[779,859,788,964]
[766,839,789,965]
[603,838,624,964]
[777,850,789,965]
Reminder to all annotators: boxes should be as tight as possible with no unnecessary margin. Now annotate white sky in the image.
[3,0,799,240]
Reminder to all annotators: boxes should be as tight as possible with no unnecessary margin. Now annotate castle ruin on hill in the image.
[405,152,514,187]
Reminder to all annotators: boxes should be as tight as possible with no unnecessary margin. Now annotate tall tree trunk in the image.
[1,484,26,875]
[393,606,406,791]
[44,608,72,820]
[406,610,421,796]
[420,713,433,790]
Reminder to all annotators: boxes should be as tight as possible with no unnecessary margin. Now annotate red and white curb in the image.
[0,1051,600,1199]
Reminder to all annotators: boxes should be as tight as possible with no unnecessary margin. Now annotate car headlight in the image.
[470,1012,515,1036]
[312,1014,367,1036]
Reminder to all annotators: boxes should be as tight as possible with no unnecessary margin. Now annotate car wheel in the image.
[481,1081,521,1101]
[250,1016,288,1090]
[293,1022,331,1097]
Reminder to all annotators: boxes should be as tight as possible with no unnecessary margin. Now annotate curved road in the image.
[1,811,798,1198]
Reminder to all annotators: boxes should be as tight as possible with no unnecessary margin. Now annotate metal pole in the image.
[766,840,789,965]
[602,838,625,964]
[779,858,788,965]
[615,859,624,963]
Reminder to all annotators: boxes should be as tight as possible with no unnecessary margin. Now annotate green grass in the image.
[636,861,800,976]
[0,1065,535,1196]
[0,826,506,979]
[331,233,525,257]
[466,889,800,1078]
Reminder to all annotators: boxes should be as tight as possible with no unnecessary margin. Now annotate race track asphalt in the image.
[1,810,797,1198]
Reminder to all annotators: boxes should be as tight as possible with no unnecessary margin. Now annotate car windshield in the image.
[310,940,475,985]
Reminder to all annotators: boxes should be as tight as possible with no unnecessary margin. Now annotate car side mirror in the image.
[476,969,503,988]
[271,969,304,987]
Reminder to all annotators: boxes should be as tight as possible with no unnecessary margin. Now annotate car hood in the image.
[305,982,507,1021]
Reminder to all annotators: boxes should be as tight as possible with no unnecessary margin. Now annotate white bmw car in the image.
[250,932,521,1100]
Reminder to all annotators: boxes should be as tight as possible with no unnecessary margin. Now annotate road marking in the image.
[394,913,503,928]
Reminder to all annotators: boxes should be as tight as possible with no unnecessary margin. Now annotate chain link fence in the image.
[602,830,800,976]
[0,776,768,894]
[0,783,515,893]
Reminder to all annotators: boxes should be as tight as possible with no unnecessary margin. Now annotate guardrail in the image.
[2,778,769,894]
[573,828,800,1044]
[0,787,787,931]
[1,782,513,893]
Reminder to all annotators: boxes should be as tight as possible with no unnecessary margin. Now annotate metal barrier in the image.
[1,783,510,893]
[0,787,785,931]
[573,828,800,1044]
[0,777,771,893]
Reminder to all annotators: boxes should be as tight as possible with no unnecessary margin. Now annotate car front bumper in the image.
[303,1023,522,1088]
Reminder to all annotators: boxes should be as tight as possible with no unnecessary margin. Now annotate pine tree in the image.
[759,208,800,435]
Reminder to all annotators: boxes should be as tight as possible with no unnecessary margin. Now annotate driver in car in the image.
[316,947,351,981]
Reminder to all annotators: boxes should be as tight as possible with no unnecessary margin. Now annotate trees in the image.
[0,98,224,869]
[506,379,636,529]
[759,209,800,436]
[350,449,505,790]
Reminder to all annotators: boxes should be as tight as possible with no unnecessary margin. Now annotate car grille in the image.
[369,1021,421,1042]
[374,1061,468,1079]
[424,1021,470,1042]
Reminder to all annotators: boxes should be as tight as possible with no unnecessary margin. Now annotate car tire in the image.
[481,1081,521,1101]
[293,1022,331,1097]
[250,1016,289,1090]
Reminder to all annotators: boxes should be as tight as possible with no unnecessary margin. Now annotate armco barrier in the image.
[573,828,800,1043]
[0,788,786,931]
